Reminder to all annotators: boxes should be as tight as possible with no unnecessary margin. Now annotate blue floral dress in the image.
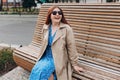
[29,25,57,80]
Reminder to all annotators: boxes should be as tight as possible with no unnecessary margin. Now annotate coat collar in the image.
[43,22,66,45]
[42,22,66,30]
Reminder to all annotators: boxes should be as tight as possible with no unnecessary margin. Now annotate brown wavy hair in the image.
[45,6,68,25]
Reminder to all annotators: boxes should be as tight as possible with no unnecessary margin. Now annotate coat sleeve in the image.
[66,26,79,67]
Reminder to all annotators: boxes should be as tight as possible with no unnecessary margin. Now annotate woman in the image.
[29,6,83,80]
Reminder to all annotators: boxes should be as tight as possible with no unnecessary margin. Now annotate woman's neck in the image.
[52,22,60,28]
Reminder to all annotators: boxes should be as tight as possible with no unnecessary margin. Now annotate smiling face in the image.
[50,8,62,24]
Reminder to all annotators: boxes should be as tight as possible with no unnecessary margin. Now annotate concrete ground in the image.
[0,15,38,46]
[0,67,30,80]
[0,15,38,80]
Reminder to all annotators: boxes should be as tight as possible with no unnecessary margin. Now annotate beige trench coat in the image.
[37,23,79,80]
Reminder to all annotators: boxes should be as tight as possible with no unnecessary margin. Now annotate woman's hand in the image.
[73,66,84,73]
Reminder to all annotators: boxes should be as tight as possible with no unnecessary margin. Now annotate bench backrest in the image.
[31,3,120,66]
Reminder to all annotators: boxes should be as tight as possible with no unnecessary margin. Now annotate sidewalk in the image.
[0,15,38,18]
[0,43,20,47]
[0,15,36,80]
[0,15,37,45]
[0,67,30,80]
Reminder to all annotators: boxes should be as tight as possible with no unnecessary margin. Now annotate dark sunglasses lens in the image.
[58,11,62,15]
[52,11,62,15]
[52,11,57,15]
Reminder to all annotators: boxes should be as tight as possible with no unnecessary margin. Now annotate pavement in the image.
[0,15,38,46]
[0,15,38,80]
[0,67,30,80]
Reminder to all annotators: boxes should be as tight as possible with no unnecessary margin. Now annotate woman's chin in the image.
[53,21,60,23]
[53,19,61,22]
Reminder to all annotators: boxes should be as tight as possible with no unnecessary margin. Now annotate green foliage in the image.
[22,0,37,12]
[0,48,16,71]
[106,0,113,2]
[22,0,36,8]
[0,7,39,15]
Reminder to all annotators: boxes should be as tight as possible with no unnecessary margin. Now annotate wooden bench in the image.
[13,3,120,80]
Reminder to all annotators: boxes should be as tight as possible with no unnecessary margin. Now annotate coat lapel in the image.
[42,24,49,45]
[52,23,66,45]
[43,23,66,45]
[37,24,49,61]
[52,29,62,44]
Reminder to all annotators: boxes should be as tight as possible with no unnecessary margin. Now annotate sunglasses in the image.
[52,11,62,15]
